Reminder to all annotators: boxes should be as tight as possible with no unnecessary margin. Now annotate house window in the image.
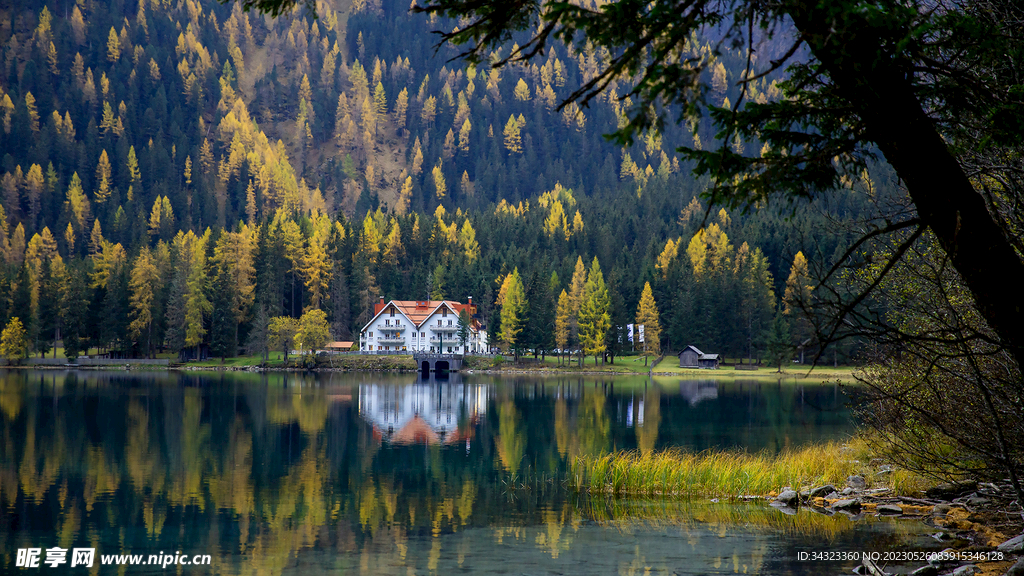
[438,320,442,326]
[442,308,448,317]
[369,332,373,337]
[390,308,395,317]
[421,332,425,337]
[385,319,389,326]
[448,320,453,326]
[369,345,374,351]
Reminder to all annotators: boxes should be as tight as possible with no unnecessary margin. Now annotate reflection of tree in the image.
[577,391,610,457]
[636,386,661,455]
[495,400,526,475]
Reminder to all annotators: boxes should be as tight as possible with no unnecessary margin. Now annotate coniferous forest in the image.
[0,0,889,361]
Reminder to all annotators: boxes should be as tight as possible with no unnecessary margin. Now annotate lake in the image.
[0,370,940,574]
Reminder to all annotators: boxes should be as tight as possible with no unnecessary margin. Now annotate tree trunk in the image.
[790,1,1024,371]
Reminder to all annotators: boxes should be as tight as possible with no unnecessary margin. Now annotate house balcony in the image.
[430,325,459,333]
[428,337,463,346]
[377,336,406,345]
[379,324,407,331]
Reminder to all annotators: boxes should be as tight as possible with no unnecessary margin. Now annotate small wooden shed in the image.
[678,345,720,369]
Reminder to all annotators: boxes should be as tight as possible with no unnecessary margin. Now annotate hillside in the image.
[0,0,886,361]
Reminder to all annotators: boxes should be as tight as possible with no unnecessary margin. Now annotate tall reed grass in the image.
[569,442,869,498]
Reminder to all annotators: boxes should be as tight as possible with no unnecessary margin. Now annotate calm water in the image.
[0,370,939,574]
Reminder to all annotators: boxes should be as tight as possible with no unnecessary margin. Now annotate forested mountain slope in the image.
[0,0,886,360]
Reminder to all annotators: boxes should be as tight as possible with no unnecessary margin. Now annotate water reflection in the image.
[0,371,932,575]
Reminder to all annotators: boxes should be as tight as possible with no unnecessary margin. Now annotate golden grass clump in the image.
[570,442,866,498]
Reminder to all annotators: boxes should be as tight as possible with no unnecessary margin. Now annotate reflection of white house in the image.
[358,383,489,445]
[679,380,719,406]
[359,298,487,353]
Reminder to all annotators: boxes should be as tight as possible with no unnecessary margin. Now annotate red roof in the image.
[373,300,477,327]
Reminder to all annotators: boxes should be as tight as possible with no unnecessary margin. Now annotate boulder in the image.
[831,498,861,511]
[925,481,977,500]
[951,565,979,576]
[775,489,800,507]
[965,495,991,506]
[876,504,903,515]
[998,534,1024,553]
[805,484,837,498]
[1005,558,1024,576]
[847,475,867,489]
[931,503,952,517]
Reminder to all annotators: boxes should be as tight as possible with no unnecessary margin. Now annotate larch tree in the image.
[503,115,522,154]
[578,257,610,365]
[555,289,570,365]
[499,268,526,358]
[635,281,661,356]
[128,246,160,356]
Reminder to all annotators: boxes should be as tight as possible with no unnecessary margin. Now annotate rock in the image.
[1005,558,1024,576]
[806,484,837,498]
[998,534,1024,553]
[841,487,856,495]
[831,498,861,511]
[932,504,952,517]
[876,504,903,515]
[910,566,938,576]
[768,502,798,515]
[952,565,979,576]
[965,495,991,506]
[847,475,867,489]
[932,532,954,541]
[775,489,800,507]
[877,465,895,474]
[926,481,977,499]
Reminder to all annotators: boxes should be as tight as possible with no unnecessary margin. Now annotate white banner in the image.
[627,324,634,343]
[638,324,645,343]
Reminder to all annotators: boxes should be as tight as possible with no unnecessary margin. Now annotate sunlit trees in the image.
[578,258,610,365]
[635,282,660,356]
[1,317,28,364]
[269,316,298,363]
[499,268,526,357]
[297,308,331,354]
[128,247,160,356]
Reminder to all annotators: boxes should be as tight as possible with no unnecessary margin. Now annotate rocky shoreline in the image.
[771,476,1024,575]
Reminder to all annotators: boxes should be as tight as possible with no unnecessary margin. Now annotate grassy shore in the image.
[568,440,928,498]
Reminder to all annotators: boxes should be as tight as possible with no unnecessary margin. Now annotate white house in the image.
[359,298,488,354]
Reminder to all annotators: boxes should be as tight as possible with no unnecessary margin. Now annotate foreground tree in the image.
[297,309,331,355]
[1,317,28,364]
[578,258,610,366]
[499,268,526,358]
[408,0,1024,373]
[269,316,298,364]
[635,282,661,357]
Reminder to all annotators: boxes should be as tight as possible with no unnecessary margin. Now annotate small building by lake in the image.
[678,345,720,369]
